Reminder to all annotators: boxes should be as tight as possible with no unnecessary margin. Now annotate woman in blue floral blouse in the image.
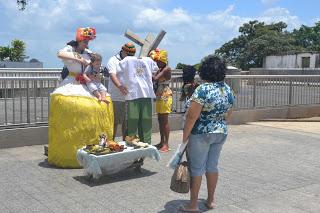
[179,55,235,212]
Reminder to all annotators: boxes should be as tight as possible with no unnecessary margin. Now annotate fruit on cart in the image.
[108,141,124,152]
[83,138,125,155]
[98,148,112,155]
[84,144,111,155]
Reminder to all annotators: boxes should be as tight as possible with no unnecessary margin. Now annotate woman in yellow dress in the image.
[150,49,172,152]
[48,27,114,168]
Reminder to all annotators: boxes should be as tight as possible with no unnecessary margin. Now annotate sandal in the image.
[159,147,171,153]
[178,205,199,212]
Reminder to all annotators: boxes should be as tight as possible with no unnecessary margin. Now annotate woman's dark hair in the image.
[199,54,226,82]
[180,65,198,101]
[67,40,79,47]
[182,65,196,84]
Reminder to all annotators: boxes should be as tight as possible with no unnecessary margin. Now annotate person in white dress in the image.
[54,28,95,97]
[48,27,114,168]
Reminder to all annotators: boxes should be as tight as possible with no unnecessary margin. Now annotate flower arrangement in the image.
[75,74,86,84]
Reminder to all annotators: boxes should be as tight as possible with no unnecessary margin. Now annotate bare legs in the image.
[93,90,109,103]
[183,172,218,211]
[205,172,218,209]
[93,90,102,101]
[187,176,202,211]
[113,122,126,141]
[99,90,110,104]
[156,113,170,152]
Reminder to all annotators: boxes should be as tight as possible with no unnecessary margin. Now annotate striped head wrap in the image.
[122,42,136,56]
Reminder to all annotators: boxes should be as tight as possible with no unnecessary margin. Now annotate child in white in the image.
[83,53,110,103]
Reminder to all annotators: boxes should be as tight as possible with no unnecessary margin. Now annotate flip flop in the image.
[159,148,171,153]
[178,205,199,212]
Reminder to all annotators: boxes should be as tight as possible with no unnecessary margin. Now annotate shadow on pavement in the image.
[38,158,82,170]
[158,199,211,213]
[73,167,157,187]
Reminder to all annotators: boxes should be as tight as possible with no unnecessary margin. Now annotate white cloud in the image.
[0,0,303,67]
[87,16,110,24]
[260,7,300,29]
[312,18,320,24]
[134,8,192,28]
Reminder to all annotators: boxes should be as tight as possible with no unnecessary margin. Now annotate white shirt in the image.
[119,56,158,101]
[58,45,92,74]
[107,54,125,102]
[52,45,94,97]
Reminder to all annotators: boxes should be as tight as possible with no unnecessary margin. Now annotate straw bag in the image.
[170,146,190,193]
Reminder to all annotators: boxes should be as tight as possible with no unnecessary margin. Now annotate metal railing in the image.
[1,75,320,128]
[0,77,59,128]
[0,68,62,78]
[225,75,320,110]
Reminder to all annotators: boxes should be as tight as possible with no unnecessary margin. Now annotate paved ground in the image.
[0,122,320,213]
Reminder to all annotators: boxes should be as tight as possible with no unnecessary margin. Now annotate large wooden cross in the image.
[124,29,166,57]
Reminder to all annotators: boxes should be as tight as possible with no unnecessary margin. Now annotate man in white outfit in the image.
[107,42,136,140]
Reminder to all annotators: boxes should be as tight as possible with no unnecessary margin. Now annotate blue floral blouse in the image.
[189,82,235,135]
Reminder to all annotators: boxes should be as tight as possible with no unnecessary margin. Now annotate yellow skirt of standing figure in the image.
[156,96,173,114]
[48,94,114,168]
[155,85,173,114]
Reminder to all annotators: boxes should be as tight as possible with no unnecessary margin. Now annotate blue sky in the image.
[0,0,319,68]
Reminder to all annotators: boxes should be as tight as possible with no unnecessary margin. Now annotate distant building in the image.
[263,52,320,69]
[0,59,43,68]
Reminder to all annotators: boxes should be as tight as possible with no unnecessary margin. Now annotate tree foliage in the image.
[175,62,200,71]
[0,39,27,62]
[215,20,320,70]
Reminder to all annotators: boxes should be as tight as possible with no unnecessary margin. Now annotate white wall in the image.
[264,53,319,69]
[296,53,317,68]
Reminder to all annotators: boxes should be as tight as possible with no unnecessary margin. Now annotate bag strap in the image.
[178,144,188,164]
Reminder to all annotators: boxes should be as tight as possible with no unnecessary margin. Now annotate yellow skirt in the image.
[155,96,173,114]
[48,94,114,168]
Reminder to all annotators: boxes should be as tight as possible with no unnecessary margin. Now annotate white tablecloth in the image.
[76,144,161,179]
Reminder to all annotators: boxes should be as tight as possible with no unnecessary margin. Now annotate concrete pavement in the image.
[0,122,320,212]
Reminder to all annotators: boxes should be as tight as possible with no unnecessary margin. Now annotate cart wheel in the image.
[134,165,142,173]
[85,175,93,182]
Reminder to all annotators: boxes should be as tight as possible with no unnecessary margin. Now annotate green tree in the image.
[10,39,26,62]
[175,62,200,71]
[215,20,306,70]
[292,22,320,51]
[0,39,26,62]
[175,63,187,70]
[0,46,12,61]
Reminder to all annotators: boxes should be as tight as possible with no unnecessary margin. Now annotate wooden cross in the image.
[124,29,166,57]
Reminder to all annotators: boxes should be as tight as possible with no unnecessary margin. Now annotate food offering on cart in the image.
[125,135,149,149]
[108,140,125,152]
[83,133,125,155]
[83,144,112,155]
